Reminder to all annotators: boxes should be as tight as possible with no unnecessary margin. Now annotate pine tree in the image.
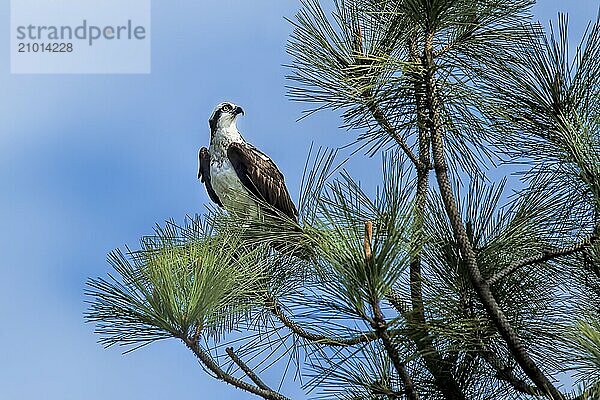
[86,1,600,399]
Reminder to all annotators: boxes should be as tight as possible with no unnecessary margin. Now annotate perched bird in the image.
[198,102,298,222]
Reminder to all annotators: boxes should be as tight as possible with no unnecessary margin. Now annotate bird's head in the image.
[209,102,245,136]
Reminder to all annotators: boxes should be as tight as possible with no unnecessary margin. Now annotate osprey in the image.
[198,102,298,222]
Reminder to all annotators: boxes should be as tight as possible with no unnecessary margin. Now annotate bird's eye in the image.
[222,104,233,112]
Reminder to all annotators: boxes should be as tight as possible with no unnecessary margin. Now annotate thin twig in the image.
[365,98,423,169]
[487,233,599,286]
[267,297,383,346]
[183,337,290,400]
[226,347,272,391]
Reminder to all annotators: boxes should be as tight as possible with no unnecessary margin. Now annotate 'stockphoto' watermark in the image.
[11,0,151,74]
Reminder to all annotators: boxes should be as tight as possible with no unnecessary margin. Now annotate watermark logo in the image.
[11,0,151,74]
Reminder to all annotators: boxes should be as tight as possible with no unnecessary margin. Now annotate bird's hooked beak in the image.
[234,106,244,116]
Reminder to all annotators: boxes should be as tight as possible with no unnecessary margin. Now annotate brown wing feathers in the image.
[227,142,298,222]
[198,147,223,207]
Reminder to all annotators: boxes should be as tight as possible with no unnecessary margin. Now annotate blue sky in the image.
[0,1,597,399]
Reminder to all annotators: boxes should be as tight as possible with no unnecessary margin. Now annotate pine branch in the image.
[226,347,272,391]
[385,289,410,315]
[385,287,468,400]
[356,32,466,400]
[476,340,545,397]
[423,29,566,400]
[364,96,422,169]
[183,337,290,400]
[381,37,468,400]
[455,282,544,397]
[371,299,419,400]
[267,296,381,346]
[487,232,599,286]
[407,35,431,326]
[349,13,422,170]
[365,222,420,400]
